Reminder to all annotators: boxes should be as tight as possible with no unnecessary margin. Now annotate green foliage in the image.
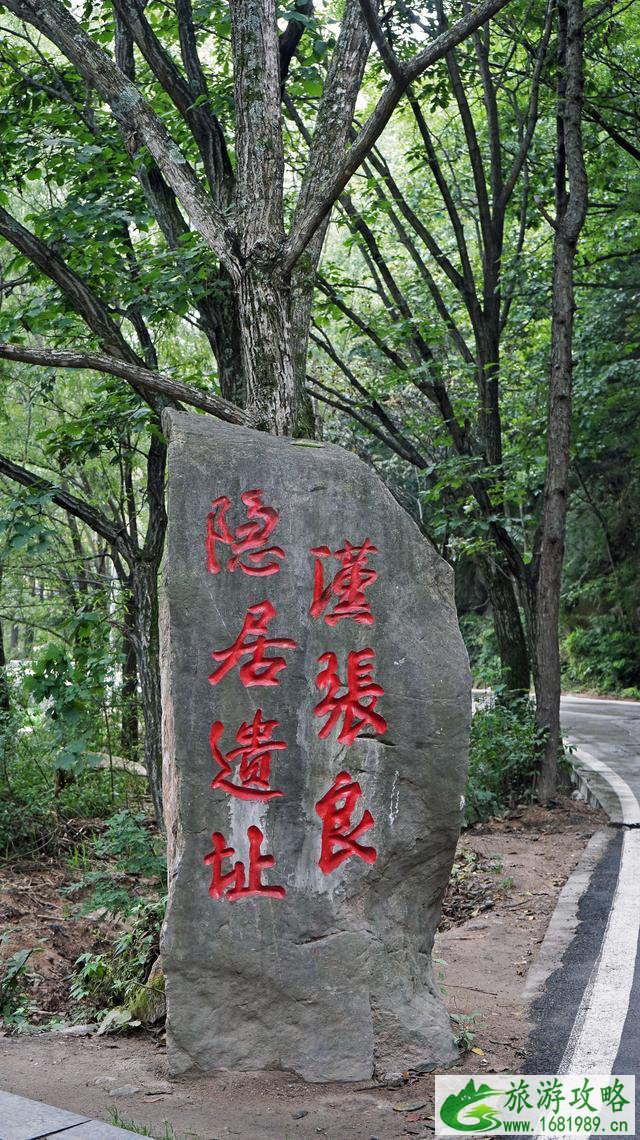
[23,636,109,775]
[66,811,166,917]
[0,941,34,1027]
[459,613,502,690]
[0,712,145,859]
[562,619,640,696]
[466,698,544,823]
[70,896,166,1019]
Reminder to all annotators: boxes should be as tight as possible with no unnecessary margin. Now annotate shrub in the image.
[466,696,543,823]
[0,733,146,859]
[70,896,166,1019]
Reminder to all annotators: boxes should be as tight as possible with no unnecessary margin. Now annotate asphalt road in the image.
[527,695,640,1112]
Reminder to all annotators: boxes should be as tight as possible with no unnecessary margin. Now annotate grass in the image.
[109,1111,181,1138]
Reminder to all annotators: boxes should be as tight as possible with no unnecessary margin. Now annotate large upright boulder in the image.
[160,411,470,1082]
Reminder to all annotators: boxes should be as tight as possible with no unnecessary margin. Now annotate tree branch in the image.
[0,344,255,426]
[114,0,233,203]
[279,0,314,88]
[2,0,239,271]
[499,0,554,208]
[283,0,514,271]
[584,103,640,163]
[0,452,132,560]
[0,207,142,366]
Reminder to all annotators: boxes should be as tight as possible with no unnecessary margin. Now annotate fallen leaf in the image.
[393,1102,428,1113]
[471,1047,485,1056]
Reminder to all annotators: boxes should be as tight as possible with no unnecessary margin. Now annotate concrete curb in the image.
[524,738,639,1005]
[0,1091,143,1140]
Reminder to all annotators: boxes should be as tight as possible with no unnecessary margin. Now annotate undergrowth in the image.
[465,696,544,823]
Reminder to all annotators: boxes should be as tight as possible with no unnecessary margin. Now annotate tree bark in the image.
[481,559,531,695]
[0,566,11,724]
[531,0,588,800]
[129,559,163,824]
[121,589,139,760]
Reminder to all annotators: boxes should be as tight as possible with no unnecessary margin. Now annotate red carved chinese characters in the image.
[209,710,285,801]
[310,539,378,626]
[314,648,387,745]
[206,489,284,576]
[208,600,297,687]
[315,771,376,873]
[204,825,285,901]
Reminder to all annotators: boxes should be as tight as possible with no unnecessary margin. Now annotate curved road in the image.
[527,695,640,1109]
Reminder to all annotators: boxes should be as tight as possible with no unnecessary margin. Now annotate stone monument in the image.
[160,410,470,1082]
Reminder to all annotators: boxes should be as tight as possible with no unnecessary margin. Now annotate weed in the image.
[0,941,35,1027]
[65,811,166,918]
[108,1112,179,1139]
[451,1010,484,1052]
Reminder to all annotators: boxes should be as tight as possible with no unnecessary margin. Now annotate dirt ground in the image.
[0,795,605,1140]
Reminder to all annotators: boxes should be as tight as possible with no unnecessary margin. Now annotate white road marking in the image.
[559,747,640,1075]
[563,694,640,709]
[571,746,640,826]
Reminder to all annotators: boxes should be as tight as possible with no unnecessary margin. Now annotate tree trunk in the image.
[531,227,576,798]
[0,568,11,719]
[532,0,587,800]
[481,559,531,694]
[130,559,164,826]
[121,588,139,760]
[238,260,298,434]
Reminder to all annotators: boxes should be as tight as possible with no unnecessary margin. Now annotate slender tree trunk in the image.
[130,558,164,826]
[121,589,139,760]
[0,568,11,719]
[532,0,587,799]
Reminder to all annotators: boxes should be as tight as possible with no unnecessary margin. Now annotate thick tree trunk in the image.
[532,0,587,800]
[213,270,246,408]
[481,559,531,694]
[238,261,298,434]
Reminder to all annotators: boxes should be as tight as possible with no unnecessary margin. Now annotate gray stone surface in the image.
[0,1091,88,1140]
[61,1125,145,1139]
[160,412,470,1082]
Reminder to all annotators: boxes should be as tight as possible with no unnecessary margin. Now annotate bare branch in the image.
[283,0,514,271]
